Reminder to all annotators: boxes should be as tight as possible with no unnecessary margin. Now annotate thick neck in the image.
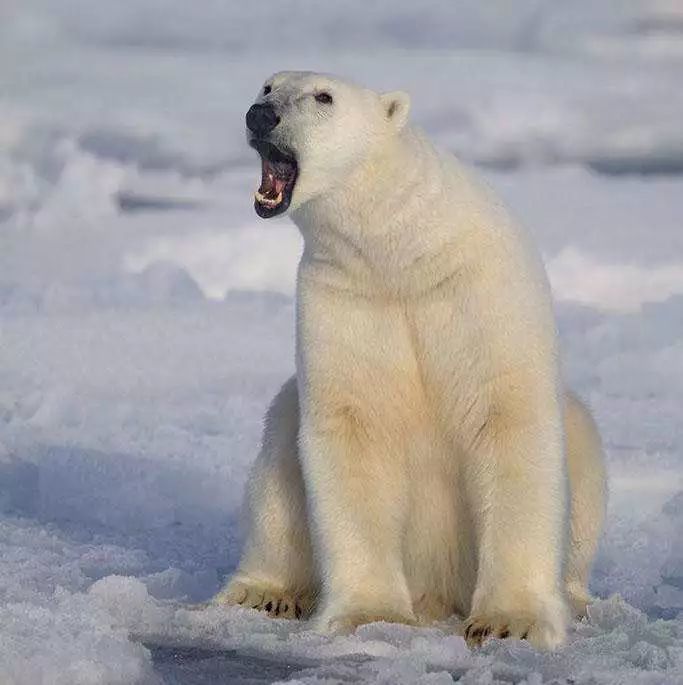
[290,128,458,296]
[291,128,427,246]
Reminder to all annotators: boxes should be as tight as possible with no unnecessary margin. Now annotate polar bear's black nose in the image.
[246,103,280,136]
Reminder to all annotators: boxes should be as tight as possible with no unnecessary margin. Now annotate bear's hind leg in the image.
[563,392,607,617]
[217,578,314,620]
[215,377,318,619]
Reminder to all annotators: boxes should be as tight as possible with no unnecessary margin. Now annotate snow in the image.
[0,1,682,683]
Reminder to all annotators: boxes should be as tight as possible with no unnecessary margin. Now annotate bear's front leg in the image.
[461,383,570,650]
[299,405,416,633]
[410,268,572,650]
[296,269,421,633]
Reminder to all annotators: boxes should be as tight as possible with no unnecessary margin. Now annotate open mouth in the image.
[250,139,298,218]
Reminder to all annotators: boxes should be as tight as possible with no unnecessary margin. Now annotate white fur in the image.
[218,72,607,649]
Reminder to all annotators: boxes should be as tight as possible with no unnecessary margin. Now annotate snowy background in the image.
[1,1,682,683]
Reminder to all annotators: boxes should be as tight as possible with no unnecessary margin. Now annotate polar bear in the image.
[217,71,607,650]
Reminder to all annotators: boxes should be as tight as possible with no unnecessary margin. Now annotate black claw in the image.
[470,627,484,641]
[274,600,281,616]
[464,625,471,639]
[283,603,289,613]
[500,629,510,639]
[264,601,273,612]
[521,630,529,640]
[295,604,302,619]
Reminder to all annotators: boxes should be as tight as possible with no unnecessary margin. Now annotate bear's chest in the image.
[296,285,431,439]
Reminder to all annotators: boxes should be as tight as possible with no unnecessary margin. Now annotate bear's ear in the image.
[380,91,411,132]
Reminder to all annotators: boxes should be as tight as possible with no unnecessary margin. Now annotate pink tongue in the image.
[259,160,285,199]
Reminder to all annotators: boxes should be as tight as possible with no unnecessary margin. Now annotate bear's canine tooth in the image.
[254,190,283,207]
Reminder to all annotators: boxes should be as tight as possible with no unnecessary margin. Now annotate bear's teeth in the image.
[255,190,283,207]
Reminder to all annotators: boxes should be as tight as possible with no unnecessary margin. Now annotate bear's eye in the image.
[315,92,333,105]
[263,85,272,95]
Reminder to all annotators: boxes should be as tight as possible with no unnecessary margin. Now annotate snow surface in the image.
[0,1,682,683]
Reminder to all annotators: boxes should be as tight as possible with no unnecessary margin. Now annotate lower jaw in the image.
[254,180,296,218]
[254,194,291,218]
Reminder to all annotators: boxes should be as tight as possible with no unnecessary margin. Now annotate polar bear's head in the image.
[245,71,410,218]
